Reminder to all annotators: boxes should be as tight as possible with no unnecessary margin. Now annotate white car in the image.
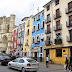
[8,57,39,72]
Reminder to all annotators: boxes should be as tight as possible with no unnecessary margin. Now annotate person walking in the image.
[46,56,49,68]
[65,57,70,71]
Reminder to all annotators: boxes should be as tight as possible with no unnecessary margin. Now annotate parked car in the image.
[8,57,39,72]
[1,56,11,66]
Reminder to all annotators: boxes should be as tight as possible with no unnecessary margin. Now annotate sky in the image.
[0,0,50,26]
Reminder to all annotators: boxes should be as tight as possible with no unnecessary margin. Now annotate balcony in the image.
[66,36,72,42]
[66,21,72,27]
[45,18,51,24]
[65,8,72,14]
[54,12,61,20]
[45,40,51,46]
[45,29,51,34]
[54,38,62,44]
[35,40,40,44]
[54,24,62,31]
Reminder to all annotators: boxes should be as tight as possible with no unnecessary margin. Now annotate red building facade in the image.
[10,27,18,55]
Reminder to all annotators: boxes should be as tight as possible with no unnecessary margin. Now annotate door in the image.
[46,49,49,57]
[70,47,72,57]
[34,52,37,61]
[40,54,42,62]
[11,59,19,68]
[17,59,25,70]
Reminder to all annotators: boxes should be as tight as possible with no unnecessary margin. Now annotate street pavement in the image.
[0,62,70,72]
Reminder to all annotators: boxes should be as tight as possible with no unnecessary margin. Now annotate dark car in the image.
[0,56,10,66]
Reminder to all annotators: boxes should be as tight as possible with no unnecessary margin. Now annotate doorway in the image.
[34,52,37,61]
[46,49,49,57]
[40,54,42,62]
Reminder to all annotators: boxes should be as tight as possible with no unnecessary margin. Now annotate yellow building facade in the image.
[44,0,72,64]
[23,16,33,57]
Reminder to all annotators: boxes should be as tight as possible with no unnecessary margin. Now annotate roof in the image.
[21,17,29,21]
[33,9,44,18]
[43,0,51,8]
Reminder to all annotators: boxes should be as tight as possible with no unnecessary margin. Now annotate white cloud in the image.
[0,0,50,26]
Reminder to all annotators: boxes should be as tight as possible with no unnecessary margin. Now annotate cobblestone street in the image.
[0,63,70,72]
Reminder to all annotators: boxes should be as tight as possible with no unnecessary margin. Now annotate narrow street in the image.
[0,63,69,72]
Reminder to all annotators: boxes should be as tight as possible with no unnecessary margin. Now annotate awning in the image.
[31,50,39,52]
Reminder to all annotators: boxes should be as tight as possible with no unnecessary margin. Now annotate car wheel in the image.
[21,68,26,72]
[8,64,11,69]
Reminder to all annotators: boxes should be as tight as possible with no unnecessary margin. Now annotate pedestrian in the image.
[65,57,70,71]
[46,56,49,68]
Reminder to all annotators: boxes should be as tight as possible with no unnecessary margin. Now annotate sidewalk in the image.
[38,62,70,72]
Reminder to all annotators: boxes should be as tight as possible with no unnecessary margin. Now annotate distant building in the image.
[31,10,44,62]
[17,23,25,56]
[10,27,18,55]
[0,14,16,54]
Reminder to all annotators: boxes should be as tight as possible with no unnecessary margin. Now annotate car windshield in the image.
[27,59,36,63]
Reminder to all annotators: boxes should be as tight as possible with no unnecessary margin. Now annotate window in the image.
[40,47,43,53]
[34,18,35,21]
[27,29,29,35]
[14,42,16,48]
[56,49,62,57]
[42,12,44,17]
[47,24,50,31]
[11,43,13,48]
[13,59,19,62]
[37,23,40,30]
[56,9,60,17]
[12,37,13,41]
[47,14,50,21]
[69,15,72,25]
[47,5,50,11]
[32,26,35,32]
[27,20,30,26]
[41,34,44,42]
[41,21,44,28]
[23,23,25,29]
[16,29,17,33]
[37,15,40,21]
[56,20,60,29]
[32,37,35,43]
[15,36,17,41]
[56,33,61,39]
[19,59,24,63]
[68,1,72,11]
[69,30,72,41]
[26,39,28,45]
[55,0,59,5]
[36,35,40,42]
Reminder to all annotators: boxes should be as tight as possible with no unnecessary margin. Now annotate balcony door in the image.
[56,20,60,29]
[69,30,72,41]
[69,15,72,25]
[47,25,50,31]
[56,9,60,17]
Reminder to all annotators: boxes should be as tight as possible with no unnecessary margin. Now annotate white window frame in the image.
[41,20,44,28]
[14,42,16,48]
[12,37,13,41]
[37,22,40,30]
[32,36,35,44]
[41,33,44,42]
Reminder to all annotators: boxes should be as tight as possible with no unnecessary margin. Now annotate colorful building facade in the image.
[10,27,18,55]
[31,10,44,62]
[43,0,72,64]
[17,23,25,56]
[23,16,33,57]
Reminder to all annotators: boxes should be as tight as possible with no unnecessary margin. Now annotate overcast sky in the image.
[0,0,50,26]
